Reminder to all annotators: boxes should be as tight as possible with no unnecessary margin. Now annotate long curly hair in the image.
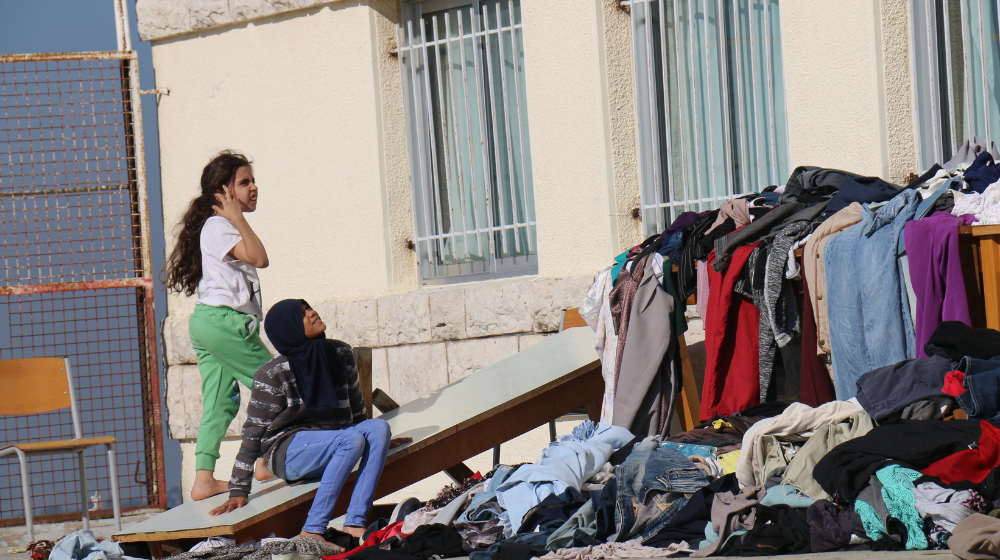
[163,151,253,295]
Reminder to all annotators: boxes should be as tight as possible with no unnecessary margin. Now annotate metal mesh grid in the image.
[0,52,161,524]
[0,288,157,520]
[0,57,141,286]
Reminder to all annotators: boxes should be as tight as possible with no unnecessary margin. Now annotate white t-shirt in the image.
[196,216,263,320]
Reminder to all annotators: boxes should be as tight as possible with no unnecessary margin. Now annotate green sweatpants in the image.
[189,304,273,471]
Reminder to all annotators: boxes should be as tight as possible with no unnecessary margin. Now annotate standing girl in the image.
[164,151,273,500]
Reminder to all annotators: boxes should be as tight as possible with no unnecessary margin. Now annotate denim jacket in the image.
[825,189,919,399]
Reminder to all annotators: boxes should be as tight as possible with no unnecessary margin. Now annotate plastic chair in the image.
[0,357,122,542]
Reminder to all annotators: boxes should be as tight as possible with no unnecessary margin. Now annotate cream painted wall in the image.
[780,0,916,181]
[521,0,625,277]
[153,2,408,317]
[594,0,643,252]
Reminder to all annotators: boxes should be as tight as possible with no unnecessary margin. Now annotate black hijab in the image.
[264,298,346,410]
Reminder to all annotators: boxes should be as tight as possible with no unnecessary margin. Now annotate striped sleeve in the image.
[228,360,287,498]
[338,346,368,424]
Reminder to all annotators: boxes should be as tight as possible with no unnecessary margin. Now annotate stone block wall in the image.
[162,275,595,440]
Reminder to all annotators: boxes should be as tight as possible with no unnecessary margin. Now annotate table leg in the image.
[980,235,1000,330]
[675,334,701,431]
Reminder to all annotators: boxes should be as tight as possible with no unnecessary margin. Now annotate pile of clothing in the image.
[317,413,1000,560]
[583,136,1000,428]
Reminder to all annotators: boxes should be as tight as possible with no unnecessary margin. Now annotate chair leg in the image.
[78,450,90,531]
[15,449,33,543]
[493,445,501,467]
[106,443,122,532]
[549,420,557,442]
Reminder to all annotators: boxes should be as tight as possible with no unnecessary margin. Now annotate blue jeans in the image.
[825,189,919,399]
[611,438,707,543]
[956,356,1000,421]
[283,419,391,533]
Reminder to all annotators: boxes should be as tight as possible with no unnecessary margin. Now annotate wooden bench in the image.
[114,327,604,557]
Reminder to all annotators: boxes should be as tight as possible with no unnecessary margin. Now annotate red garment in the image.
[922,420,1000,484]
[701,244,761,421]
[323,521,408,560]
[800,264,835,407]
[942,370,967,396]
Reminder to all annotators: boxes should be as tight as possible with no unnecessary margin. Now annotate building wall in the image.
[139,0,924,499]
[780,0,917,183]
[139,0,636,499]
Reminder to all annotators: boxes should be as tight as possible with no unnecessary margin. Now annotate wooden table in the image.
[958,224,1000,329]
[113,327,604,557]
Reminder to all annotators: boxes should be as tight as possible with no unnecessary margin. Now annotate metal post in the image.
[717,0,735,198]
[671,0,692,210]
[659,0,677,220]
[17,449,34,543]
[748,0,764,189]
[703,0,719,204]
[107,443,122,532]
[687,0,705,198]
[458,8,496,258]
[431,16,461,261]
[942,0,957,155]
[763,0,778,182]
[406,21,439,276]
[926,0,942,164]
[977,0,990,143]
[78,450,91,531]
[441,16,476,259]
[481,7,505,259]
[419,23,449,260]
[493,3,518,254]
[642,0,664,232]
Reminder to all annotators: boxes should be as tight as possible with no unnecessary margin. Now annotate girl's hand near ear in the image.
[212,184,244,224]
[214,184,269,268]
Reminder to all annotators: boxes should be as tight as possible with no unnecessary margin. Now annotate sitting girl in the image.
[210,299,390,543]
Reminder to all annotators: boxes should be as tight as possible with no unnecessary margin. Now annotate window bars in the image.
[909,0,1000,171]
[398,0,537,284]
[628,0,790,236]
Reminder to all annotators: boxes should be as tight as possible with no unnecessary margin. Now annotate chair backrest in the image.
[559,308,589,332]
[0,357,75,419]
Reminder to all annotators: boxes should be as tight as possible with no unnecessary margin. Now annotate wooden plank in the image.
[675,334,700,431]
[979,234,1000,330]
[115,328,602,544]
[958,232,988,329]
[353,347,373,420]
[960,224,1000,237]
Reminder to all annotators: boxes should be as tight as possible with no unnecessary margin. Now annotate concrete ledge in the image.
[135,0,352,42]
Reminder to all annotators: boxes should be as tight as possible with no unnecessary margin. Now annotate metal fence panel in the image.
[0,52,164,524]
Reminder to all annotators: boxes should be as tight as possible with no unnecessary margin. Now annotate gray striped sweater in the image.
[228,340,367,498]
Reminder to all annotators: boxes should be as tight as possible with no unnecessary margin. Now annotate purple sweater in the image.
[903,212,977,357]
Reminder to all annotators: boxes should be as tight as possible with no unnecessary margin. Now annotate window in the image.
[398,0,536,284]
[628,0,790,236]
[910,0,1000,171]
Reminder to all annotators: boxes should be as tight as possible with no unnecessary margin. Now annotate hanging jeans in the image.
[825,190,919,399]
[283,419,391,533]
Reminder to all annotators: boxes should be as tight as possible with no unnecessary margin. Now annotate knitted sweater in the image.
[228,339,367,498]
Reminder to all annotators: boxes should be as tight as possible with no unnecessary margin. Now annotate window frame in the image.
[908,0,1000,172]
[627,0,790,236]
[399,0,537,286]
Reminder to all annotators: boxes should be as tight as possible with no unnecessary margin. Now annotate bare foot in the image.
[254,458,275,481]
[342,525,366,539]
[190,477,229,501]
[298,531,334,547]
